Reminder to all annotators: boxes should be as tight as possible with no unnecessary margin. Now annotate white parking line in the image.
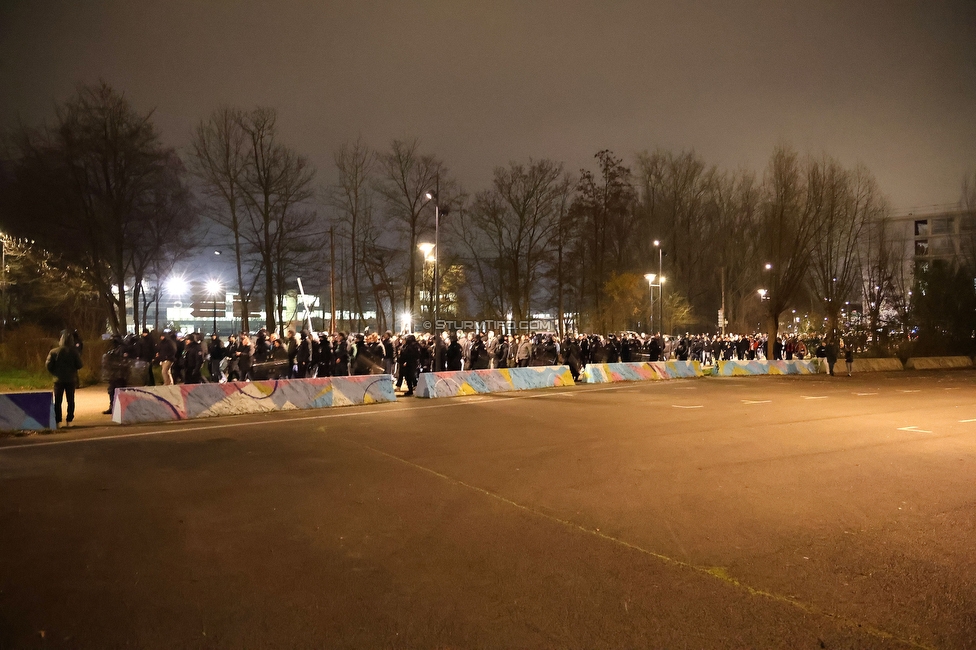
[854,392,878,396]
[897,426,932,434]
[959,418,976,423]
[671,404,704,409]
[742,400,771,404]
[898,389,921,393]
[802,396,828,400]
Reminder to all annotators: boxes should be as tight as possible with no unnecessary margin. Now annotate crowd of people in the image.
[40,324,853,426]
[99,327,837,407]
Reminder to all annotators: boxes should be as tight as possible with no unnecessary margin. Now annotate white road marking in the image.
[855,392,879,396]
[959,418,976,423]
[802,396,828,400]
[742,400,771,404]
[897,389,921,393]
[671,404,704,409]
[897,426,932,434]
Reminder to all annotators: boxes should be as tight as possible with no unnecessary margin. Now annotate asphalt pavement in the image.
[1,370,975,649]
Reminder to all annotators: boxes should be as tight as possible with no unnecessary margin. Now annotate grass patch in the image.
[0,366,54,392]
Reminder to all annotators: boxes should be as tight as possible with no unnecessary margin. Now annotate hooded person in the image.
[101,335,130,414]
[46,330,84,427]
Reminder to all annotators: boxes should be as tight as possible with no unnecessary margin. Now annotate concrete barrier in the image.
[815,357,904,373]
[905,356,973,370]
[416,366,575,399]
[0,391,56,431]
[714,360,818,376]
[580,361,704,383]
[112,375,396,425]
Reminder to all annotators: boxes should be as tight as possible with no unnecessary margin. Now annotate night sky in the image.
[2,0,974,212]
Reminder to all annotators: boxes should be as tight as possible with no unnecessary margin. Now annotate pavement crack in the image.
[349,439,934,650]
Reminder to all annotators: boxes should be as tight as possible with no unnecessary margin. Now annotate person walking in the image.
[825,338,839,377]
[156,332,178,385]
[46,330,84,428]
[844,341,854,377]
[398,334,421,396]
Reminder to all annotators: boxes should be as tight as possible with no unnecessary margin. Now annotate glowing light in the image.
[205,279,223,297]
[165,276,189,296]
[644,273,656,283]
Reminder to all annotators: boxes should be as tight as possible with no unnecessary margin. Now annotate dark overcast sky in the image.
[2,0,974,212]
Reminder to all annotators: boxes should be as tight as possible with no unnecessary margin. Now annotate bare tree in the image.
[467,159,569,323]
[2,82,187,334]
[330,138,377,331]
[129,151,196,330]
[236,108,316,334]
[571,150,636,329]
[860,213,900,352]
[376,140,448,315]
[809,160,884,338]
[188,107,254,331]
[759,146,827,349]
[634,150,717,310]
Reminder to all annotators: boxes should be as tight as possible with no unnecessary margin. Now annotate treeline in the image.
[1,82,973,353]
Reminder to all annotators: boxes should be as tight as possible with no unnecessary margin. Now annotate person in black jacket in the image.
[182,334,205,384]
[101,335,129,413]
[46,330,84,427]
[446,335,463,371]
[398,334,421,396]
[333,333,349,376]
[137,328,156,385]
[156,332,178,385]
[207,334,224,382]
[825,338,839,376]
[494,334,510,369]
[469,334,489,370]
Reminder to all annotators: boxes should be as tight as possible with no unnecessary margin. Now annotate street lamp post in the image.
[206,279,222,336]
[644,273,656,333]
[418,242,434,316]
[653,240,664,333]
[425,178,449,332]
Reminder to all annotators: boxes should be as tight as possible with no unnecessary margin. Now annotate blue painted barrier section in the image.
[416,366,575,399]
[0,391,56,431]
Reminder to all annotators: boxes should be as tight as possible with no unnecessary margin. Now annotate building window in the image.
[931,218,951,235]
[914,220,929,236]
[915,240,929,256]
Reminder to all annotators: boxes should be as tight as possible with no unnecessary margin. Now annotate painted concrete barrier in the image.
[113,375,396,425]
[416,366,575,399]
[816,357,904,373]
[714,360,818,376]
[580,361,704,383]
[0,391,56,431]
[905,356,973,370]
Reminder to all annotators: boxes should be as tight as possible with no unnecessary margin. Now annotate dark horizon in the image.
[2,0,974,213]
